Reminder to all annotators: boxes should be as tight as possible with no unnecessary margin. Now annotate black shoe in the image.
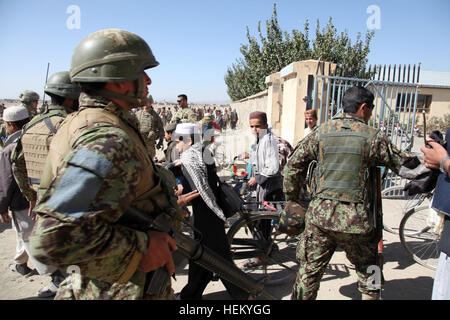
[37,282,58,298]
[9,263,34,277]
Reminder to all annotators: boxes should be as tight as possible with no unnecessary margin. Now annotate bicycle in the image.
[381,185,428,234]
[399,190,441,271]
[223,164,300,286]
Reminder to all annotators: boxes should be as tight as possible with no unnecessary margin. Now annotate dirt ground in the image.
[0,208,437,300]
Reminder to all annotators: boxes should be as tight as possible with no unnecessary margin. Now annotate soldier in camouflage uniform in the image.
[0,122,6,149]
[134,94,164,159]
[19,90,40,117]
[10,71,81,297]
[170,94,197,124]
[13,71,80,199]
[29,29,182,300]
[283,86,414,300]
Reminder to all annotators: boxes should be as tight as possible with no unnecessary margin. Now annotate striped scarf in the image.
[180,142,226,221]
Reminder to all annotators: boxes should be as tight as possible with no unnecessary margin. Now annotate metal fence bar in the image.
[325,78,331,121]
[320,78,325,121]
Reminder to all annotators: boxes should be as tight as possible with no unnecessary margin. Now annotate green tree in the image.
[225,4,375,101]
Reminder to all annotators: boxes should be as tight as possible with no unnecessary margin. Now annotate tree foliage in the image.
[225,4,375,101]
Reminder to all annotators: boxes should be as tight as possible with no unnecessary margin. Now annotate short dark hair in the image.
[177,94,188,102]
[9,117,30,130]
[304,109,317,119]
[79,82,106,95]
[48,93,66,106]
[342,86,374,114]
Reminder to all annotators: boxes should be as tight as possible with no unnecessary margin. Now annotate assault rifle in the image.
[119,206,277,300]
[370,167,384,299]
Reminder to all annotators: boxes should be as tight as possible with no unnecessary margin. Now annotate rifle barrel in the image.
[42,62,50,104]
[123,206,278,300]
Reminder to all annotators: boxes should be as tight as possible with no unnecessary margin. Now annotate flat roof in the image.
[419,70,450,88]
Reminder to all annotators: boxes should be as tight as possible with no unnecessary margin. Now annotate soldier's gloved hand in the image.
[138,231,177,275]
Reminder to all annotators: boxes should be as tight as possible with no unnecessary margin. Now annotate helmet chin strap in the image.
[94,76,148,107]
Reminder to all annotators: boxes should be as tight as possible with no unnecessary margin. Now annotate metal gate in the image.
[311,74,420,189]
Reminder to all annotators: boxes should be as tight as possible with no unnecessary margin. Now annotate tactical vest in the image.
[136,110,152,133]
[40,107,182,223]
[20,106,67,190]
[313,116,379,203]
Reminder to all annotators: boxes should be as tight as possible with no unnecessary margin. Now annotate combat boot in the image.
[362,291,380,300]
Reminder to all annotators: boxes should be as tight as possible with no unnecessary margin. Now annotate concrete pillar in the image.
[279,61,305,146]
[265,72,283,135]
[279,60,337,146]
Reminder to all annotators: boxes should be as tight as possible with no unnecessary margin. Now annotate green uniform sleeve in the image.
[11,143,37,203]
[0,124,6,148]
[283,132,319,202]
[369,131,410,174]
[30,126,149,283]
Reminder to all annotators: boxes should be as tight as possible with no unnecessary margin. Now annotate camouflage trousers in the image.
[55,272,174,300]
[291,222,380,300]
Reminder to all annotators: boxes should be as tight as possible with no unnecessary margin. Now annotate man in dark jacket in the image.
[0,106,54,295]
[158,122,178,166]
[422,127,450,300]
[173,123,250,300]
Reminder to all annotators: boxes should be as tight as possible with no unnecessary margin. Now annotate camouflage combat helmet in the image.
[70,29,159,83]
[20,90,40,103]
[70,29,159,106]
[44,71,81,100]
[147,94,154,105]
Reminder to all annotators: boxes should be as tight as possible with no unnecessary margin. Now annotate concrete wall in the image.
[277,60,336,146]
[229,60,337,146]
[228,60,449,146]
[229,90,268,129]
[419,86,450,119]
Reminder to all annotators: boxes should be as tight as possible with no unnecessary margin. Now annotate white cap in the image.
[3,105,29,122]
[175,123,198,135]
[204,113,211,117]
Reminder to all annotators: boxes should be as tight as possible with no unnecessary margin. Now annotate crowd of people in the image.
[129,101,238,132]
[0,28,448,302]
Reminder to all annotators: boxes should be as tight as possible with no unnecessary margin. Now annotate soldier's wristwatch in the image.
[440,155,450,173]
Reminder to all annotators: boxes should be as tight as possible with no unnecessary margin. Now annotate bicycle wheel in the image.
[226,212,299,286]
[381,186,427,234]
[399,206,441,271]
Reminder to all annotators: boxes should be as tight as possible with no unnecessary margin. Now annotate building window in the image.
[417,94,432,113]
[396,94,432,113]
